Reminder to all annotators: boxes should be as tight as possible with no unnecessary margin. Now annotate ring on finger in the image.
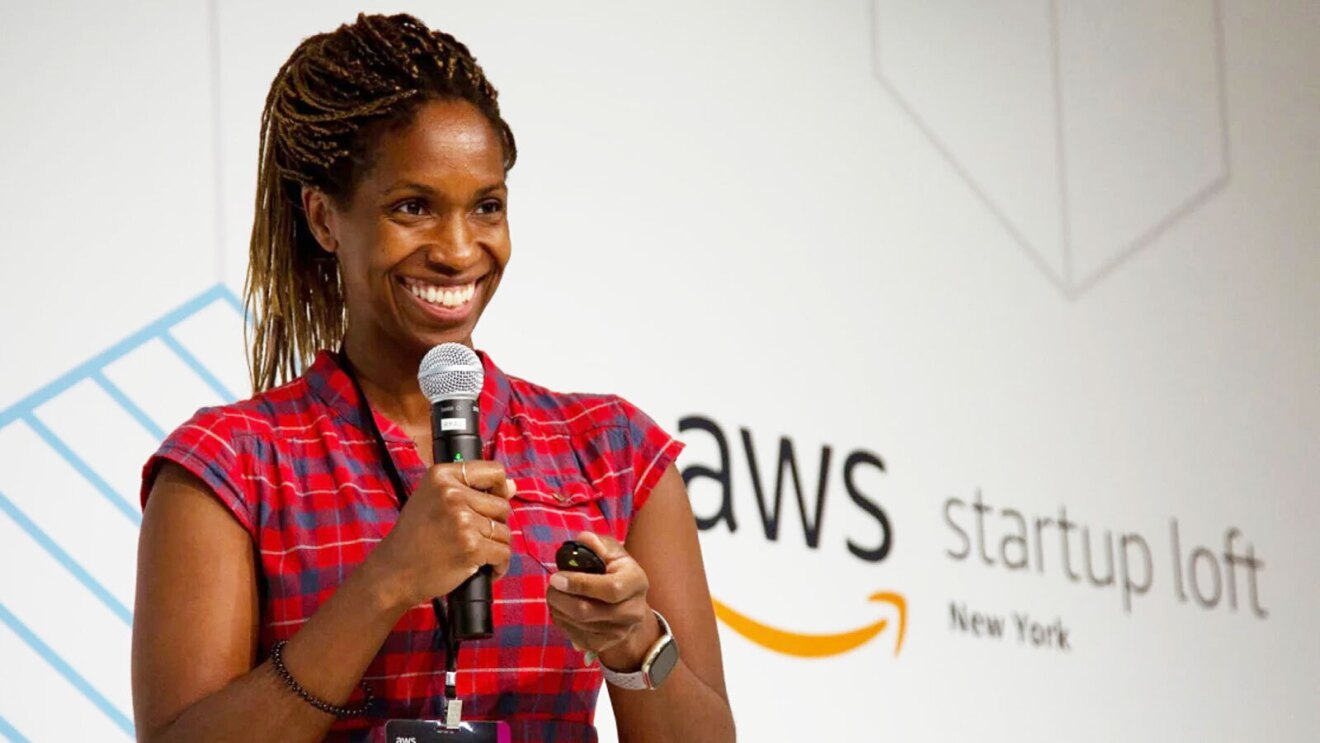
[486,516,495,539]
[460,460,470,487]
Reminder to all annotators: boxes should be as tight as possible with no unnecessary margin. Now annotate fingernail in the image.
[549,573,569,591]
[506,478,517,497]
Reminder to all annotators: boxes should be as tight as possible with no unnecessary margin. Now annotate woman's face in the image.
[305,98,511,358]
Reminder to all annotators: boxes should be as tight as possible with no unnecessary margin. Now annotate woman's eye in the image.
[394,199,426,216]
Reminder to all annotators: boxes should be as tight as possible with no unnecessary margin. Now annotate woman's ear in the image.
[301,186,340,255]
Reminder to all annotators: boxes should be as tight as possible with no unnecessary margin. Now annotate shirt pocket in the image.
[508,475,611,576]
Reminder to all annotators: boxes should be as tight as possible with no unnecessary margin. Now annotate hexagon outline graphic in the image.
[871,2,1230,302]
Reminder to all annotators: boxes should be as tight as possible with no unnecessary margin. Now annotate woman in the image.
[131,13,733,743]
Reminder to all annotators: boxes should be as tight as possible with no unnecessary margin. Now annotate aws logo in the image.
[679,415,907,658]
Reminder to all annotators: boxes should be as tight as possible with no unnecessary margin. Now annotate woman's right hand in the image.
[369,460,516,609]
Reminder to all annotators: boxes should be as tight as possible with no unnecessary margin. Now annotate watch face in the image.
[647,638,680,688]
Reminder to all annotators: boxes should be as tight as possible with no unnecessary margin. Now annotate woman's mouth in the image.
[400,276,480,320]
[402,276,476,308]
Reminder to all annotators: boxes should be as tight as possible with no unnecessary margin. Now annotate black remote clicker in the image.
[555,540,607,574]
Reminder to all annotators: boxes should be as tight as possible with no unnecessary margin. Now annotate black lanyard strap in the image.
[335,349,411,506]
[333,348,460,700]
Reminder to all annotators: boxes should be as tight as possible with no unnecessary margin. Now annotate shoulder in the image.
[141,373,330,529]
[165,374,325,447]
[500,371,683,513]
[502,372,658,438]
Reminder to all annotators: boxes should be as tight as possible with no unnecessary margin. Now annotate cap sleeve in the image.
[615,397,684,515]
[140,406,256,537]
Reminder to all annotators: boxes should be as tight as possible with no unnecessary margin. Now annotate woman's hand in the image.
[369,460,516,609]
[546,531,663,671]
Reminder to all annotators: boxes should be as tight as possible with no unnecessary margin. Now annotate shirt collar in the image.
[306,348,511,453]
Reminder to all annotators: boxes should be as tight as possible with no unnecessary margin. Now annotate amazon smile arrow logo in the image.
[711,591,907,658]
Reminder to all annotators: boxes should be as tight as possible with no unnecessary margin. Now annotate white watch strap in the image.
[600,610,673,690]
[600,661,650,691]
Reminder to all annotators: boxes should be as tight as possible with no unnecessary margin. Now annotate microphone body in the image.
[432,395,493,639]
[420,342,493,640]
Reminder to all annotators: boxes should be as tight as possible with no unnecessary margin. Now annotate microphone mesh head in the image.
[418,343,484,402]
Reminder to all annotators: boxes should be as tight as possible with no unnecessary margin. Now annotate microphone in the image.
[418,342,493,640]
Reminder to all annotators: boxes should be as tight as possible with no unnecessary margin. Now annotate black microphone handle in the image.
[433,397,493,640]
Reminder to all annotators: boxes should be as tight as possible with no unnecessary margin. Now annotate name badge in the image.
[385,719,510,743]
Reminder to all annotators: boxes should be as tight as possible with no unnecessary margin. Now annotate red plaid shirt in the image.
[140,349,683,742]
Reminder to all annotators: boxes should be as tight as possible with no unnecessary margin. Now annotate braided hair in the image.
[246,12,516,393]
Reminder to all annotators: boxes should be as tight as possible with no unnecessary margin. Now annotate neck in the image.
[342,327,468,432]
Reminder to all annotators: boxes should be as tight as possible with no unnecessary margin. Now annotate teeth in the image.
[406,279,476,309]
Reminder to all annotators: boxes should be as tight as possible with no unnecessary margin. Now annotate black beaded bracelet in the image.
[269,639,375,718]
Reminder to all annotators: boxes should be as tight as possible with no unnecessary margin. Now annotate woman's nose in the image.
[422,214,481,271]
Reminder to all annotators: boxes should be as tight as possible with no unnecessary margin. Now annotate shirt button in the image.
[555,492,569,503]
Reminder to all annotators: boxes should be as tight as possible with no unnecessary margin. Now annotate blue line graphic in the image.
[0,284,241,429]
[0,714,30,743]
[217,286,243,314]
[0,491,132,625]
[21,414,141,526]
[0,284,244,736]
[160,330,236,403]
[93,371,165,440]
[0,603,134,737]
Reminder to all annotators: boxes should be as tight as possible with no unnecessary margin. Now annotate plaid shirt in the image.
[140,349,683,742]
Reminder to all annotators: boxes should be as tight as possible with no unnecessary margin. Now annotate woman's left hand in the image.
[546,531,663,671]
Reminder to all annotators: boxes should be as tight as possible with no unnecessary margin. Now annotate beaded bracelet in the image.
[269,639,375,718]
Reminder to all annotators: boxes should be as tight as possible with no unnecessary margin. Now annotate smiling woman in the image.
[130,12,733,743]
[299,98,511,375]
[244,14,516,392]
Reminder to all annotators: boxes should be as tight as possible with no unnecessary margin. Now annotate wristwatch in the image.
[600,610,679,690]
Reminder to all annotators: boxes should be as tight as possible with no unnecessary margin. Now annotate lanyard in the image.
[333,347,461,705]
[334,348,413,507]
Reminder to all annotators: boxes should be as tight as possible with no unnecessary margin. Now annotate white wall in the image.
[1,1,1317,741]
